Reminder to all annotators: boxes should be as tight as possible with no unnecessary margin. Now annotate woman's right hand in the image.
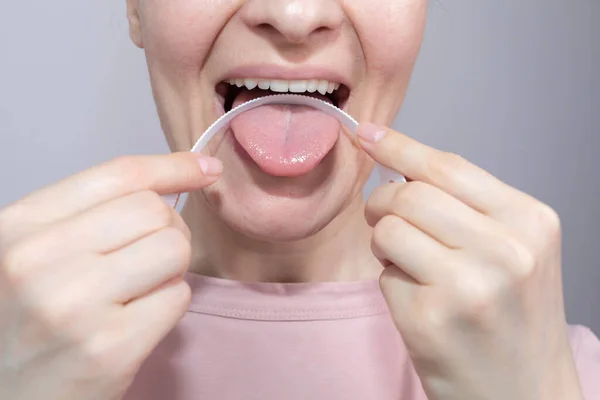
[0,153,222,400]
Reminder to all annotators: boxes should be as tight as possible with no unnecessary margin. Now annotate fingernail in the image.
[197,156,223,176]
[358,122,387,143]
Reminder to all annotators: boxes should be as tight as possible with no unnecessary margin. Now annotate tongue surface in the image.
[230,89,340,177]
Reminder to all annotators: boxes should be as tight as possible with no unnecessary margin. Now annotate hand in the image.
[358,123,584,400]
[0,153,222,400]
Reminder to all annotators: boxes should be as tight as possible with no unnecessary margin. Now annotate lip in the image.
[209,65,351,178]
[216,64,353,91]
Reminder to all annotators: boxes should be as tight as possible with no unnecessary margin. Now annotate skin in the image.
[0,153,221,399]
[358,124,584,399]
[0,0,584,399]
[126,0,427,282]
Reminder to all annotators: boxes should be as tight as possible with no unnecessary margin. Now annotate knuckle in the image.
[159,228,192,269]
[1,242,38,287]
[392,182,428,216]
[454,272,498,321]
[108,156,140,174]
[422,307,448,333]
[371,218,395,261]
[411,300,449,342]
[169,280,193,311]
[106,156,147,190]
[396,180,426,199]
[365,186,386,226]
[426,151,465,182]
[175,213,192,241]
[372,215,399,245]
[135,190,174,228]
[378,267,394,290]
[0,205,19,236]
[531,202,562,243]
[495,236,536,280]
[0,204,30,248]
[379,273,448,354]
[40,298,80,332]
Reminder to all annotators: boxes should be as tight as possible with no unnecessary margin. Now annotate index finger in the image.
[12,152,221,226]
[357,122,530,215]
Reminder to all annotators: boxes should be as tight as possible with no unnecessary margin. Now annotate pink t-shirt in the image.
[125,273,600,400]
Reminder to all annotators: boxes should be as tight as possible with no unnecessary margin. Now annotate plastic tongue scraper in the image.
[164,94,406,211]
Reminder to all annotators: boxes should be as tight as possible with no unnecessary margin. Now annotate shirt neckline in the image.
[184,272,390,321]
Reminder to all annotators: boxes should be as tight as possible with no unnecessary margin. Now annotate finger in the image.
[366,181,504,249]
[97,227,191,304]
[118,277,191,363]
[378,265,419,328]
[357,123,532,217]
[372,215,454,284]
[378,266,436,357]
[11,152,222,232]
[30,190,191,258]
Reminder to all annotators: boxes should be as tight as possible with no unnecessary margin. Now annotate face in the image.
[127,0,427,242]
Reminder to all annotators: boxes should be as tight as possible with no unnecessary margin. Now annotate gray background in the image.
[0,1,598,332]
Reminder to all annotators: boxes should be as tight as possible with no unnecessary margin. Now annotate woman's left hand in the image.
[357,123,584,400]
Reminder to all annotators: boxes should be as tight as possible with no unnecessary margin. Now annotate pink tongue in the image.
[230,89,340,177]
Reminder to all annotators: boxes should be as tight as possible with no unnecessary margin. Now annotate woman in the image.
[1,0,599,399]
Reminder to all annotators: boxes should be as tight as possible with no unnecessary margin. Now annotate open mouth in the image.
[216,79,351,112]
[214,77,351,178]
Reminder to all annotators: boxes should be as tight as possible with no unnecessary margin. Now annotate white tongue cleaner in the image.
[163,94,406,211]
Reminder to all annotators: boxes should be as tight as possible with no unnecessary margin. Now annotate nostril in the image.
[313,26,330,35]
[256,23,275,32]
[240,0,343,45]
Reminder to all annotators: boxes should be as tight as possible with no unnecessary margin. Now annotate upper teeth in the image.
[227,79,341,95]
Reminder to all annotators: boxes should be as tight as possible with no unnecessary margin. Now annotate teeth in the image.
[327,82,335,94]
[270,80,289,93]
[244,79,258,90]
[257,79,270,90]
[317,80,329,95]
[226,78,342,95]
[288,80,308,93]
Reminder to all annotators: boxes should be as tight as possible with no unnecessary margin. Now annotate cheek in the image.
[353,1,427,77]
[139,0,240,70]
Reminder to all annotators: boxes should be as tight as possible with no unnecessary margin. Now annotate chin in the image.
[201,134,365,243]
[203,180,350,243]
[214,196,341,243]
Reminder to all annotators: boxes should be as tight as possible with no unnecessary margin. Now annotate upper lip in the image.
[217,64,352,90]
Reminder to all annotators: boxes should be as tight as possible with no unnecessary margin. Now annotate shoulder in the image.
[568,324,600,399]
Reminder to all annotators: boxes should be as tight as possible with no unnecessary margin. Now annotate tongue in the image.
[230,89,340,177]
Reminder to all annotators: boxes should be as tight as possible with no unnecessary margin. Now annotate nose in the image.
[240,0,343,44]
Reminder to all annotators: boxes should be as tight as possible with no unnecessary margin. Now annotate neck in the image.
[181,192,382,283]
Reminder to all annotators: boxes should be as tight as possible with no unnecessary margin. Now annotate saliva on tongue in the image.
[230,88,341,177]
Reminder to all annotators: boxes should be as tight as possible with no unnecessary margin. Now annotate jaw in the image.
[183,184,382,282]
